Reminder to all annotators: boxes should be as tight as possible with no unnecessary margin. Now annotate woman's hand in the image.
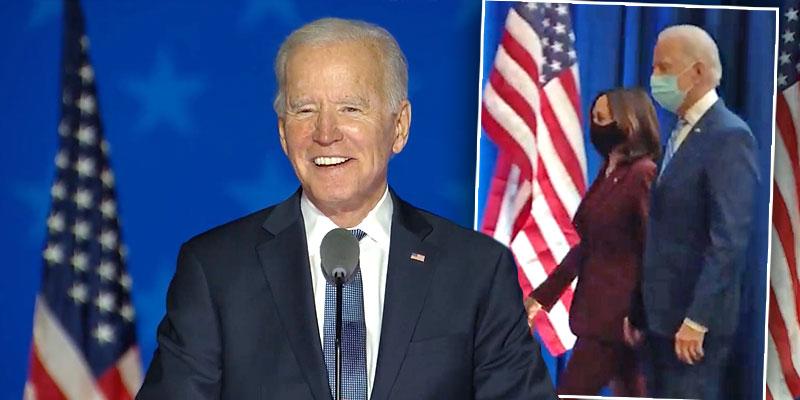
[524,296,542,328]
[623,316,644,347]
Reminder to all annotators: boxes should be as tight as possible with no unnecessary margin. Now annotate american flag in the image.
[480,1,586,356]
[24,0,142,399]
[768,2,800,399]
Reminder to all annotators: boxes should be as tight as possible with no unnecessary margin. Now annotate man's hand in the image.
[623,317,643,347]
[524,296,542,328]
[674,321,706,365]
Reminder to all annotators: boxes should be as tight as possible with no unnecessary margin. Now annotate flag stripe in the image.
[771,92,800,398]
[32,297,107,400]
[97,366,133,400]
[776,95,800,216]
[481,155,513,240]
[537,78,586,194]
[768,287,800,396]
[483,86,537,176]
[772,183,800,326]
[544,78,587,178]
[536,157,581,247]
[27,347,68,400]
[767,335,794,400]
[504,10,545,80]
[117,347,143,397]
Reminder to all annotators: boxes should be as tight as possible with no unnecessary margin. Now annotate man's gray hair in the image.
[658,24,723,87]
[273,17,408,115]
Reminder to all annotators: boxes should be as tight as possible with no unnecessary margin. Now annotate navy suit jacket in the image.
[634,99,758,338]
[137,190,556,399]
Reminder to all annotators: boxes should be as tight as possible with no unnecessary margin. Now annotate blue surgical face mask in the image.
[650,64,695,114]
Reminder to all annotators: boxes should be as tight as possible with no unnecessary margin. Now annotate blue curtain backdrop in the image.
[479,2,775,399]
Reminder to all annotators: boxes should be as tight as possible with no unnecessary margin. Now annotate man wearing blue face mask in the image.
[626,25,758,399]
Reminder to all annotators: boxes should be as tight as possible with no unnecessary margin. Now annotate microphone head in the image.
[320,228,360,284]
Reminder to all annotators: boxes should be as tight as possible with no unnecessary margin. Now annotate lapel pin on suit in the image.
[410,252,426,262]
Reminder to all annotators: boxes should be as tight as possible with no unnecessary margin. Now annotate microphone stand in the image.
[335,276,343,400]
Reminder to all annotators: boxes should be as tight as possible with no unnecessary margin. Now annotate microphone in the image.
[319,228,360,400]
[320,228,360,285]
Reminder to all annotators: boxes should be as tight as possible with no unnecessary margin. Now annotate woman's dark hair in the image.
[591,87,662,162]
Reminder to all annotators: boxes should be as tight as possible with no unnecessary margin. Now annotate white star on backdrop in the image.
[238,0,301,31]
[28,0,62,28]
[122,50,205,134]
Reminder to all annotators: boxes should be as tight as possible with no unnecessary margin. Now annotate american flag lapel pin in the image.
[410,252,426,263]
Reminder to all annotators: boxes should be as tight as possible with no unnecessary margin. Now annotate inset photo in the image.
[476,1,778,399]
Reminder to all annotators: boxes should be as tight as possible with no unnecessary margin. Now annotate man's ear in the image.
[278,117,289,155]
[692,60,706,83]
[391,100,411,154]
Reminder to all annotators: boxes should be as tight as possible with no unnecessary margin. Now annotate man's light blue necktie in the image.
[659,118,688,179]
[323,228,368,400]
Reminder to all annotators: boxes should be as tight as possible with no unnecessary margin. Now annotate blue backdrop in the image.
[0,0,780,399]
[479,2,776,399]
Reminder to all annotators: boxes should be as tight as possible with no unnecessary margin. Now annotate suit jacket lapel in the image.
[257,191,331,400]
[370,192,439,400]
[657,100,721,188]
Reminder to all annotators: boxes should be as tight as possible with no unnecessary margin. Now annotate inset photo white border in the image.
[474,1,779,399]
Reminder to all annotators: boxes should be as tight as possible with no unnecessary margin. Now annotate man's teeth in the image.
[314,156,349,166]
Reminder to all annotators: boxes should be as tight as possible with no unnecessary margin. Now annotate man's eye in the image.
[342,106,361,113]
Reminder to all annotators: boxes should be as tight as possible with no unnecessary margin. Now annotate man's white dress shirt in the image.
[300,188,392,397]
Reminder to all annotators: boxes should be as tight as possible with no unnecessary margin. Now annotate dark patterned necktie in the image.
[323,228,367,400]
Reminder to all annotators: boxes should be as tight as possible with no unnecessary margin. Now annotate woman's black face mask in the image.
[590,121,626,157]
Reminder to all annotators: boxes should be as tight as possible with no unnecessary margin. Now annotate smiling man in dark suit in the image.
[629,24,759,400]
[136,18,555,400]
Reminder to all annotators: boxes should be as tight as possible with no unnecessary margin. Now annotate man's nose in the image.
[312,109,342,145]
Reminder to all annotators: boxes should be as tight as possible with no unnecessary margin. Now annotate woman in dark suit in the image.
[525,88,661,396]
